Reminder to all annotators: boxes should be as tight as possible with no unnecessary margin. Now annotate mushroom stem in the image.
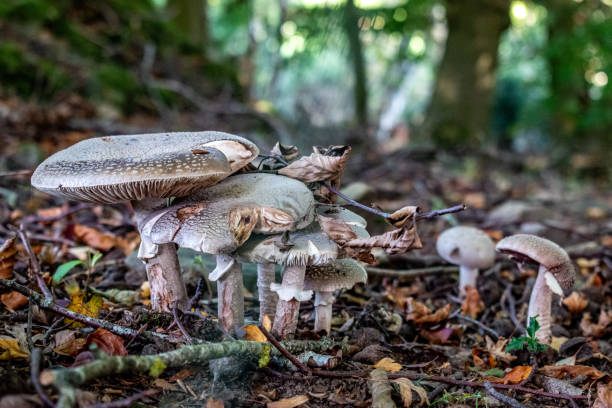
[458,265,479,297]
[314,291,334,334]
[272,265,308,339]
[527,265,552,344]
[134,199,188,312]
[214,255,244,335]
[257,263,278,324]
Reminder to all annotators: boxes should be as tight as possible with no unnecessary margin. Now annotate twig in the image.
[172,306,193,344]
[415,204,467,221]
[502,284,524,333]
[0,279,175,343]
[31,348,56,407]
[187,278,204,310]
[83,389,158,408]
[259,325,311,375]
[22,203,92,224]
[15,224,53,300]
[366,265,458,279]
[450,309,500,340]
[483,381,526,408]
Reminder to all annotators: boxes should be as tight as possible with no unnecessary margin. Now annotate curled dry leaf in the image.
[593,383,612,408]
[278,145,351,185]
[406,298,451,324]
[271,142,299,162]
[485,336,516,365]
[53,330,86,357]
[267,395,309,408]
[345,224,422,255]
[317,215,357,244]
[373,357,402,372]
[461,286,484,318]
[563,291,588,313]
[86,328,127,356]
[580,309,612,338]
[486,365,532,384]
[385,206,419,228]
[0,237,17,279]
[391,378,429,407]
[0,291,28,311]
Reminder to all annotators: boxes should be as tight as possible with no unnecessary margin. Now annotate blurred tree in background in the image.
[0,0,610,176]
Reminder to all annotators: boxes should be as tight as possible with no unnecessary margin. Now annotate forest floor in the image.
[0,103,610,408]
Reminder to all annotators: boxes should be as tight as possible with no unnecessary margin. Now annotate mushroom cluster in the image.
[31,131,369,338]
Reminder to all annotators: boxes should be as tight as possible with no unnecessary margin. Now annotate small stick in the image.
[187,278,204,310]
[31,348,56,407]
[83,389,158,408]
[259,325,311,375]
[450,309,500,340]
[483,381,526,408]
[15,224,53,300]
[172,306,193,344]
[23,203,92,224]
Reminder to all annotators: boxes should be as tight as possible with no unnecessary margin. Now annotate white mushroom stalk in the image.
[313,292,335,333]
[211,255,244,333]
[496,234,575,344]
[257,263,278,324]
[271,265,312,338]
[30,131,259,312]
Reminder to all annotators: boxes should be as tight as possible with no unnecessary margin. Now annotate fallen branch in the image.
[41,338,340,408]
[259,325,311,375]
[0,279,175,343]
[483,381,525,408]
[15,224,53,300]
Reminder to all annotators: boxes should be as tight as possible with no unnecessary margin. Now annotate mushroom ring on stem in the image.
[140,173,315,334]
[496,234,575,344]
[436,226,495,297]
[31,131,259,312]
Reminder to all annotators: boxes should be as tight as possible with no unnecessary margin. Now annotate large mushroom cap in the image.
[142,173,315,255]
[436,226,495,269]
[31,131,258,203]
[304,259,367,292]
[496,234,574,290]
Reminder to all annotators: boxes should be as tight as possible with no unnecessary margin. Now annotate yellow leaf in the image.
[244,325,267,342]
[550,336,568,353]
[373,357,402,373]
[140,281,150,298]
[267,395,309,408]
[0,337,29,360]
[391,378,429,407]
[65,283,102,327]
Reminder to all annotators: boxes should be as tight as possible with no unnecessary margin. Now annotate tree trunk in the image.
[344,0,368,126]
[424,0,510,147]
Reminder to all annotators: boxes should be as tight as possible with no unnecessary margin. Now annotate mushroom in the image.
[436,226,495,296]
[140,173,315,334]
[496,234,575,344]
[304,259,366,334]
[236,206,368,338]
[31,131,259,311]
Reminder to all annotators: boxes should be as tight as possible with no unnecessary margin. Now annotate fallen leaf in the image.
[140,281,150,298]
[391,378,429,407]
[345,224,422,255]
[0,237,17,279]
[420,326,454,344]
[580,310,612,338]
[244,325,267,342]
[485,337,516,365]
[563,292,588,313]
[406,299,451,324]
[86,329,127,356]
[550,336,568,353]
[385,206,419,228]
[153,378,177,391]
[65,283,103,327]
[267,395,309,408]
[53,330,86,357]
[593,383,612,408]
[373,357,402,372]
[1,291,28,311]
[205,398,225,408]
[461,286,484,318]
[538,365,608,380]
[262,314,272,332]
[472,348,496,369]
[486,365,532,384]
[169,368,193,382]
[271,142,299,162]
[318,215,358,244]
[0,337,29,360]
[73,224,118,251]
[278,145,350,185]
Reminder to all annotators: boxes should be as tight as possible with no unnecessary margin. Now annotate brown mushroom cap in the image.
[142,173,315,255]
[436,226,495,269]
[304,259,366,292]
[31,131,258,203]
[496,234,574,290]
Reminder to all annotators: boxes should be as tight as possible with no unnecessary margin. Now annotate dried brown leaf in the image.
[538,364,608,380]
[406,298,450,324]
[317,215,357,245]
[267,395,309,408]
[53,330,86,357]
[580,310,612,338]
[345,225,422,255]
[243,325,267,342]
[461,286,484,318]
[271,142,299,162]
[278,146,350,184]
[385,206,418,228]
[85,328,127,356]
[205,397,225,408]
[593,383,612,408]
[485,336,516,365]
[563,291,588,313]
[391,378,429,407]
[0,291,28,312]
[486,365,532,384]
[373,357,402,372]
[0,237,17,279]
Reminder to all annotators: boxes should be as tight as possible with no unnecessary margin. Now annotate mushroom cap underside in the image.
[436,226,496,269]
[31,131,258,203]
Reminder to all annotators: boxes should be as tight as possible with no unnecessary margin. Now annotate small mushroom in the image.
[496,234,575,344]
[304,259,366,335]
[141,173,315,334]
[31,131,258,312]
[436,226,495,296]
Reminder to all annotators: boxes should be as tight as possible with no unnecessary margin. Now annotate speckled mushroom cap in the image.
[304,259,367,292]
[140,173,315,256]
[496,234,574,290]
[31,131,259,203]
[436,226,496,269]
[235,222,339,266]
